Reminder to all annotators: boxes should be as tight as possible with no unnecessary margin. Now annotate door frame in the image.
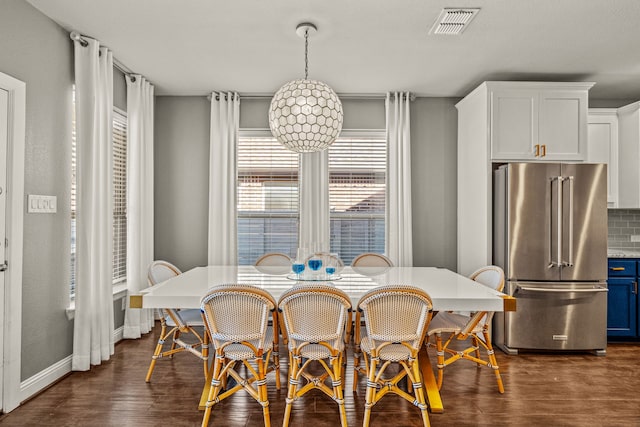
[0,71,25,413]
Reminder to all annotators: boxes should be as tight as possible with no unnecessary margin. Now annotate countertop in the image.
[608,250,640,258]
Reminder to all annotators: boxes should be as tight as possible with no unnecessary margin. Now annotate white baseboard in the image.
[17,326,125,406]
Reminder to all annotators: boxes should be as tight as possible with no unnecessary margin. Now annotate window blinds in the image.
[112,109,127,284]
[237,134,299,265]
[328,132,386,264]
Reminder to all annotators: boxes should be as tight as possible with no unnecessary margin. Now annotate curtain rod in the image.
[69,31,139,82]
[208,92,415,101]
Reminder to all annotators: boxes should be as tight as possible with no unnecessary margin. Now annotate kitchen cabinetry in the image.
[607,259,638,338]
[617,101,640,208]
[490,83,592,161]
[456,81,594,276]
[588,109,618,207]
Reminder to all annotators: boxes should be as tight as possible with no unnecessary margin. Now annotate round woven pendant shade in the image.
[269,79,343,153]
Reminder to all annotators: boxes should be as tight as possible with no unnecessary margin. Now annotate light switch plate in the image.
[28,195,57,213]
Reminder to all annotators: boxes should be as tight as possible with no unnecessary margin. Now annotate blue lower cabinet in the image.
[607,259,639,339]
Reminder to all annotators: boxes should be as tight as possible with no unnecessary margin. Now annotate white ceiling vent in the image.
[429,8,480,35]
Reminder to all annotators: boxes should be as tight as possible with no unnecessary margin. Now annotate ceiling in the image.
[26,0,640,100]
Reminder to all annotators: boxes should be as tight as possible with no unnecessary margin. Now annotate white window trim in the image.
[65,283,128,320]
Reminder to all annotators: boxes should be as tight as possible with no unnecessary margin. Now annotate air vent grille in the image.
[429,8,480,35]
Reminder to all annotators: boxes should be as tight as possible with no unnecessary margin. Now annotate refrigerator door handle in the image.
[563,176,575,268]
[549,176,563,268]
[516,285,608,293]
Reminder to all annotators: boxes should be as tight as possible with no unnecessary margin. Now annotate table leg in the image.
[419,345,443,413]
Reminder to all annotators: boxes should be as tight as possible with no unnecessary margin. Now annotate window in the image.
[237,131,299,265]
[70,97,128,299]
[329,131,386,264]
[112,109,128,285]
[237,129,386,266]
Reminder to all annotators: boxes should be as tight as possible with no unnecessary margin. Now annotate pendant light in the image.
[269,23,343,153]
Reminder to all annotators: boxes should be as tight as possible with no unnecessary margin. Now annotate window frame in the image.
[236,128,387,265]
[70,102,129,301]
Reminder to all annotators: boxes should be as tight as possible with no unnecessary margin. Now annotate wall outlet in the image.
[631,235,640,242]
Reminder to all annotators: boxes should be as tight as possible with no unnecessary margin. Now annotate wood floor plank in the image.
[1,325,639,426]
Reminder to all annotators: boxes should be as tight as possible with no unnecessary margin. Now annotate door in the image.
[559,163,608,281]
[606,277,637,337]
[503,163,562,281]
[0,87,7,410]
[504,281,608,350]
[539,90,588,161]
[587,111,618,207]
[490,89,538,160]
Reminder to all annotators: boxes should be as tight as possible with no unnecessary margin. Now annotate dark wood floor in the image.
[1,325,639,426]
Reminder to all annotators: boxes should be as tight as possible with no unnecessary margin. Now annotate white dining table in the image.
[131,265,515,413]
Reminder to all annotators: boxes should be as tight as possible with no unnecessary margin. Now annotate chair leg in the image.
[282,353,299,427]
[410,358,431,427]
[145,323,168,382]
[331,353,348,427]
[353,342,362,392]
[434,333,445,390]
[256,357,271,427]
[471,335,482,366]
[362,355,378,427]
[201,354,225,427]
[483,330,505,393]
[170,329,180,355]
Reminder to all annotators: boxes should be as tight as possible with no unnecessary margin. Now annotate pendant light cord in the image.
[304,28,309,80]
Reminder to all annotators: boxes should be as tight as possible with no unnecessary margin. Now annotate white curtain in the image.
[72,37,115,370]
[386,92,413,266]
[208,92,240,265]
[123,75,155,339]
[299,151,330,253]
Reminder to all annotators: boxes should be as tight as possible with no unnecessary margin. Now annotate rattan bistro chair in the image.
[355,285,434,427]
[426,265,505,393]
[200,284,281,427]
[145,261,209,383]
[278,284,352,427]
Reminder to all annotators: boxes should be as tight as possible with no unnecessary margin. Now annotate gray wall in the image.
[411,98,459,270]
[154,97,211,270]
[0,0,74,380]
[154,96,460,271]
[0,1,127,380]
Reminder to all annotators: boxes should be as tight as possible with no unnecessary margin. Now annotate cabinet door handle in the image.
[535,144,540,157]
[634,281,638,295]
[541,144,547,157]
[610,267,626,271]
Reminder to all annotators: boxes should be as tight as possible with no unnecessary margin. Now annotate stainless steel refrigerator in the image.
[493,163,608,355]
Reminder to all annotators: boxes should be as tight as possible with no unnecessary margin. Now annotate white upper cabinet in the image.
[490,83,593,161]
[587,109,618,208]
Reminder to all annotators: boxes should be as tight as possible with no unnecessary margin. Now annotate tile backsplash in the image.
[608,209,640,250]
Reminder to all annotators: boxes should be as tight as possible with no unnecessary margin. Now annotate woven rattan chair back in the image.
[426,265,506,394]
[278,284,352,427]
[351,252,394,267]
[200,284,280,427]
[144,260,209,383]
[358,285,432,349]
[355,285,433,427]
[255,252,293,267]
[148,260,184,326]
[201,284,276,347]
